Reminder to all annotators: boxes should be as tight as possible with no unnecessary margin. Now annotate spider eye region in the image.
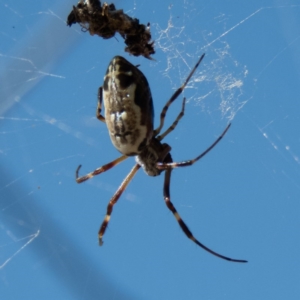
[136,140,172,176]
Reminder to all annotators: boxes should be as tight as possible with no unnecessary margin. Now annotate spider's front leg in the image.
[97,86,106,123]
[157,123,231,170]
[98,163,140,245]
[162,158,247,263]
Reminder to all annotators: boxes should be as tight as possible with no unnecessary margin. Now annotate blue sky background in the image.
[1,0,300,299]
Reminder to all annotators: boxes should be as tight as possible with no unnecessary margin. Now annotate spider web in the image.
[1,1,300,299]
[154,16,248,122]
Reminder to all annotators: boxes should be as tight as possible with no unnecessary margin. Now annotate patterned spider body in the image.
[136,137,171,176]
[102,56,154,156]
[76,54,247,263]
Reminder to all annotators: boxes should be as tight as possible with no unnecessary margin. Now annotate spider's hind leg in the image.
[154,54,205,136]
[97,86,106,123]
[157,98,186,141]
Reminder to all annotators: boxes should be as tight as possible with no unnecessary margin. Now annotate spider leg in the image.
[153,53,205,136]
[157,123,231,170]
[157,98,186,141]
[99,163,141,245]
[97,86,106,123]
[76,155,128,183]
[163,166,247,263]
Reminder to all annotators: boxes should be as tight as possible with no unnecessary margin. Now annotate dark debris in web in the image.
[67,0,155,59]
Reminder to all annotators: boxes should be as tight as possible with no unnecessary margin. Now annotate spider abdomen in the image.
[103,56,154,156]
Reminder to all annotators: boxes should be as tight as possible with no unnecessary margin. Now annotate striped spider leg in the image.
[153,53,205,136]
[158,124,248,263]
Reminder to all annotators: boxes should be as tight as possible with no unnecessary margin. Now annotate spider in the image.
[76,54,247,263]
